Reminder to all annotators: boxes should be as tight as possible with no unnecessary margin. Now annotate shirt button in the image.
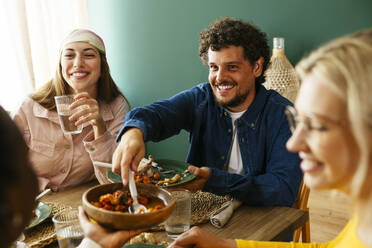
[60,169,66,173]
[64,145,71,149]
[228,129,232,133]
[221,156,225,160]
[250,123,254,127]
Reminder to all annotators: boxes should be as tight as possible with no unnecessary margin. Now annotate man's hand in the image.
[167,226,236,248]
[78,206,143,248]
[112,128,145,185]
[174,166,210,193]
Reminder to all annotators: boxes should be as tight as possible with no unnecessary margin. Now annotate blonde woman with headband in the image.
[164,29,372,248]
[12,29,130,192]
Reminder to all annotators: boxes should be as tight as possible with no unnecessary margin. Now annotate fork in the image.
[142,158,176,174]
[35,188,52,201]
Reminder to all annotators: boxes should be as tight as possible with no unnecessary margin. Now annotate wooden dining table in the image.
[39,180,308,246]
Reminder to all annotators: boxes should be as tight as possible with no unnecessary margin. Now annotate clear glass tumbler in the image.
[52,209,84,248]
[54,95,83,135]
[165,189,191,239]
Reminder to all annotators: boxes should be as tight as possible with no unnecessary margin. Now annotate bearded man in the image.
[112,17,302,206]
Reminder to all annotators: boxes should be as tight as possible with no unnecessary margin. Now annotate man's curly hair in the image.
[199,17,270,84]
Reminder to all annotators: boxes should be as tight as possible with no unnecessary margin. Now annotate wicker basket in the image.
[264,37,299,103]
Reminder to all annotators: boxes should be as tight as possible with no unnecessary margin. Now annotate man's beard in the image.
[213,81,250,109]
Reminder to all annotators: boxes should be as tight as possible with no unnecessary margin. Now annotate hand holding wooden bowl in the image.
[82,183,175,229]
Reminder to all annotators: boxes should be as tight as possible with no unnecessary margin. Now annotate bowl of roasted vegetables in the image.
[82,182,175,230]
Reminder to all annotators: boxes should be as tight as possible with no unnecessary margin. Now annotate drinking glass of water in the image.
[165,189,191,239]
[52,209,84,248]
[54,95,82,135]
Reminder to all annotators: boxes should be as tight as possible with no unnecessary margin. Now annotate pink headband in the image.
[62,29,105,53]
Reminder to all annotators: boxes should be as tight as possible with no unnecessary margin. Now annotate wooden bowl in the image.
[82,183,175,229]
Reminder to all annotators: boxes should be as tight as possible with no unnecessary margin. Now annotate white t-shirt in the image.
[226,109,246,175]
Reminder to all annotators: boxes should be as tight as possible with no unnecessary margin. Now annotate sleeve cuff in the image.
[78,237,101,248]
[116,120,147,142]
[37,177,50,192]
[203,167,228,194]
[83,130,113,154]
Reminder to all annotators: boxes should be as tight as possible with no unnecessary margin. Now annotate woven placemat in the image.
[150,191,228,231]
[24,202,71,248]
[24,192,227,247]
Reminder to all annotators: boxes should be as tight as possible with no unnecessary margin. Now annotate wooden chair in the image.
[293,180,311,242]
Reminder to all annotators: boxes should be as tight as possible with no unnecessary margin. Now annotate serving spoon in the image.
[93,160,175,174]
[128,170,148,214]
[92,161,148,214]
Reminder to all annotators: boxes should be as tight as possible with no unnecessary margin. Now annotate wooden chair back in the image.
[293,179,311,242]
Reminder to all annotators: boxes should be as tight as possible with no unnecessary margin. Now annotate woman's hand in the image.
[168,226,237,248]
[69,92,106,138]
[78,206,143,248]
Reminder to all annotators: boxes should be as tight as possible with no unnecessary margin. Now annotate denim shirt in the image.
[118,83,302,206]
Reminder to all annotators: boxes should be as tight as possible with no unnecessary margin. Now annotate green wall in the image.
[87,0,372,161]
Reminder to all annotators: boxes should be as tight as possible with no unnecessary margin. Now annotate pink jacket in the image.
[12,95,129,192]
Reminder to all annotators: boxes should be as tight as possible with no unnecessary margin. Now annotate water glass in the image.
[52,209,84,248]
[54,95,82,135]
[165,189,191,239]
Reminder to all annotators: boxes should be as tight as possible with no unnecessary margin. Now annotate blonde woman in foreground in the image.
[167,29,372,248]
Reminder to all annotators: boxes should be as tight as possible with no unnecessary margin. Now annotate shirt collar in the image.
[218,83,268,125]
[240,83,268,124]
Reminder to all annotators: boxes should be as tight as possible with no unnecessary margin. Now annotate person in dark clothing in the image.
[112,17,302,206]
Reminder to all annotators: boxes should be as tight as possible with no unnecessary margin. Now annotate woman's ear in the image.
[253,57,264,77]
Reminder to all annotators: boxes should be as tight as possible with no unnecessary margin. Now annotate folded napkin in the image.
[210,199,242,228]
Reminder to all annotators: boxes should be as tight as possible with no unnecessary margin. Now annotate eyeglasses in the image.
[285,105,345,134]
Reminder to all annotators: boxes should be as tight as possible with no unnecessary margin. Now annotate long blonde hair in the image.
[31,47,129,111]
[296,29,372,203]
